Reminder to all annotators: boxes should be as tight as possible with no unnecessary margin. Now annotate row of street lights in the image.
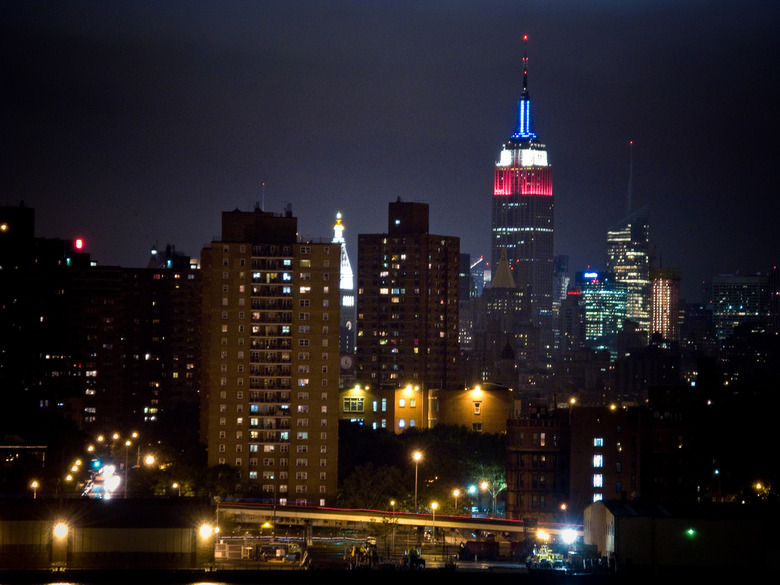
[410,450,505,517]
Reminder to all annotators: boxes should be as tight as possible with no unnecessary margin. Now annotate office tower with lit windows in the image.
[355,199,459,432]
[491,38,554,357]
[201,206,340,505]
[575,271,627,359]
[650,268,681,342]
[711,273,770,339]
[606,206,651,339]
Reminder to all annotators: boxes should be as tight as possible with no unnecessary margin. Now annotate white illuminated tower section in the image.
[491,36,554,356]
[333,212,356,354]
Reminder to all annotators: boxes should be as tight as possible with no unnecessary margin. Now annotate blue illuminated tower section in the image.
[491,36,554,357]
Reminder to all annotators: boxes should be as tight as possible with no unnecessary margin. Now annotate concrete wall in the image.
[0,498,215,570]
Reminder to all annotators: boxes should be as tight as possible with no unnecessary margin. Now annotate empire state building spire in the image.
[510,35,537,143]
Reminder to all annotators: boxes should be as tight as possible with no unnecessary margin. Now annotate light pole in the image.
[412,451,422,513]
[173,483,181,497]
[431,502,438,550]
[480,481,490,516]
[453,489,460,515]
[123,440,131,499]
[31,480,38,499]
[390,500,396,554]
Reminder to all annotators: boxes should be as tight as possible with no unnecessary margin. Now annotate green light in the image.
[685,528,696,538]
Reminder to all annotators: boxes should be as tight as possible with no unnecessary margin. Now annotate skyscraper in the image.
[650,268,681,342]
[200,206,340,504]
[491,37,554,356]
[711,273,770,339]
[575,271,627,359]
[332,212,355,356]
[606,208,651,339]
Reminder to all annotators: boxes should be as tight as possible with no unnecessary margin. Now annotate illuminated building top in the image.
[495,36,549,184]
[501,35,548,161]
[332,212,354,292]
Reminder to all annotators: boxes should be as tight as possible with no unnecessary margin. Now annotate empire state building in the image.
[491,37,553,355]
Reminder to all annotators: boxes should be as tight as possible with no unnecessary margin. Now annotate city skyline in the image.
[3,1,778,302]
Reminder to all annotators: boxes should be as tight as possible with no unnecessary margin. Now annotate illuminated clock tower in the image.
[491,36,554,357]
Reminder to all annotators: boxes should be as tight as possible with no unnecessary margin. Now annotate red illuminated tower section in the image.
[491,36,554,355]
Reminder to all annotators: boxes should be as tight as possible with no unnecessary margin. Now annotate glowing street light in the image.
[413,451,422,513]
[199,524,214,539]
[53,522,69,539]
[30,480,39,499]
[173,482,181,497]
[453,489,460,514]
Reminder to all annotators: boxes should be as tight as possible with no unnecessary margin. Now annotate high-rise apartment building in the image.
[1,204,202,438]
[201,207,340,504]
[355,199,459,432]
[491,38,554,356]
[606,207,651,338]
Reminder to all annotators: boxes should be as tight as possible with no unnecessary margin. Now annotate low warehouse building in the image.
[0,498,215,570]
[583,500,778,575]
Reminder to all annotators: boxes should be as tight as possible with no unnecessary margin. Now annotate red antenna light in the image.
[75,238,84,250]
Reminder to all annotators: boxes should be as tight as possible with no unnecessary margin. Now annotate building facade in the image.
[0,204,201,439]
[711,273,770,339]
[575,271,627,359]
[650,268,681,342]
[201,207,340,505]
[606,207,651,339]
[491,39,554,357]
[354,199,460,433]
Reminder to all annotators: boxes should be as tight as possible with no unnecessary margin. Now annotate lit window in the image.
[593,455,604,468]
[593,474,603,488]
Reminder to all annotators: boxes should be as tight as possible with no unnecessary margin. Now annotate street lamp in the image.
[453,489,460,515]
[123,439,132,499]
[173,482,181,497]
[480,481,490,516]
[412,451,422,513]
[390,500,396,553]
[431,502,438,547]
[30,480,39,499]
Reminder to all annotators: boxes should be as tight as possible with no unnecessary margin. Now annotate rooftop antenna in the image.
[627,141,633,216]
[522,34,529,96]
[261,181,266,211]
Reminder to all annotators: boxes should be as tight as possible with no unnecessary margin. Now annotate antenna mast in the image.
[627,141,634,216]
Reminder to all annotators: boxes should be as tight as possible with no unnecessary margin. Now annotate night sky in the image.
[3,1,778,301]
